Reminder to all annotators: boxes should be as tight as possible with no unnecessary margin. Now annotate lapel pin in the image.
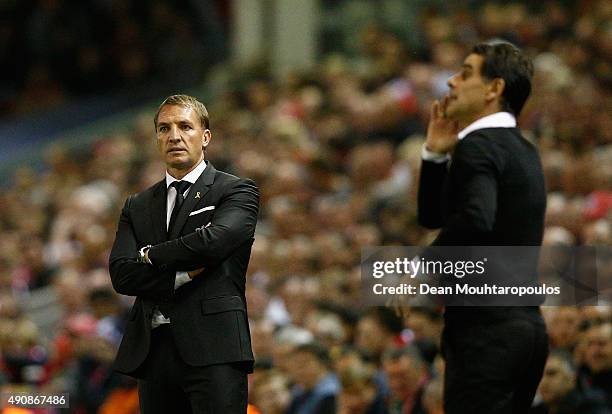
[195,192,201,199]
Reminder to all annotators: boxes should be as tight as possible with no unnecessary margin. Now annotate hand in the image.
[138,245,152,264]
[425,97,459,154]
[187,268,205,279]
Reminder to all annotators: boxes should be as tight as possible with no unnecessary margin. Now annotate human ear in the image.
[486,78,505,102]
[202,129,212,150]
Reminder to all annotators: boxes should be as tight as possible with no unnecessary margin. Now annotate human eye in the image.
[158,126,168,133]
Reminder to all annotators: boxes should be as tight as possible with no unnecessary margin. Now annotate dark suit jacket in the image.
[109,162,259,376]
[418,127,547,313]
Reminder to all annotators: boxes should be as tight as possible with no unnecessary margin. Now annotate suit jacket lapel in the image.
[168,163,216,240]
[151,180,168,242]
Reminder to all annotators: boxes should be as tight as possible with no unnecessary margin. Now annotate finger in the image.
[430,100,440,120]
[441,96,449,116]
[437,98,445,119]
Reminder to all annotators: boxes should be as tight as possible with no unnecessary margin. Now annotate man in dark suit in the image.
[417,42,549,413]
[109,94,259,413]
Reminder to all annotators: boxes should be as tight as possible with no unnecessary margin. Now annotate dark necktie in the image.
[158,180,190,319]
[168,180,191,235]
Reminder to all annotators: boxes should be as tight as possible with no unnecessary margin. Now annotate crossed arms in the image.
[109,179,259,300]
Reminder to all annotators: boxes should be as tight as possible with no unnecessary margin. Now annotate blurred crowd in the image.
[0,0,228,117]
[1,0,611,413]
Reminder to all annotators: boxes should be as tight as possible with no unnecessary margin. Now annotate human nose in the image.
[447,73,458,89]
[168,125,181,141]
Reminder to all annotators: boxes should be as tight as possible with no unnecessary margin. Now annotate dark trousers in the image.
[136,324,248,414]
[442,309,549,414]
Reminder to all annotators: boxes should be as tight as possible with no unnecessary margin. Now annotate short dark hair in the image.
[296,342,330,364]
[472,42,534,116]
[363,306,404,335]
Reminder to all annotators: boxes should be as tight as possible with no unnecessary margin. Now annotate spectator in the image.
[531,350,611,414]
[356,307,406,363]
[403,307,443,365]
[88,287,124,347]
[250,370,291,414]
[286,342,340,414]
[337,357,388,414]
[1,317,47,385]
[546,307,582,351]
[578,323,612,406]
[382,346,428,414]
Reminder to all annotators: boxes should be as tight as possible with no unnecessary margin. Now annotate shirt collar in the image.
[165,160,207,188]
[457,112,516,140]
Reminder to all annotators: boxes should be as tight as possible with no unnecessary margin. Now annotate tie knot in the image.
[170,180,191,196]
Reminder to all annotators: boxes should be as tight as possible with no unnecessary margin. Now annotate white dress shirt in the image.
[421,112,517,163]
[151,159,207,328]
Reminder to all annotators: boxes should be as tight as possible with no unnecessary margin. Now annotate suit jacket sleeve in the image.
[147,178,259,271]
[431,133,505,245]
[108,196,176,299]
[418,158,449,229]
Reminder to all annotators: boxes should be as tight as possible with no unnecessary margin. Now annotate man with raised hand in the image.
[418,42,548,413]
